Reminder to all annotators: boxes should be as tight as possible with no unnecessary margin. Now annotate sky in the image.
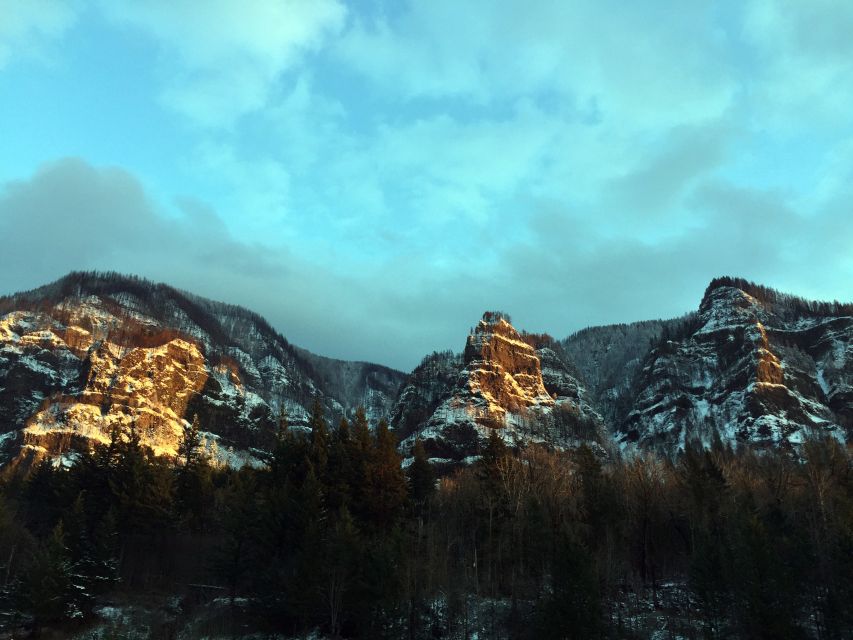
[1,0,852,370]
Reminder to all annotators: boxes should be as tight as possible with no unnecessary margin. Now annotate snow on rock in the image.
[618,281,851,454]
[391,312,606,464]
[0,272,407,470]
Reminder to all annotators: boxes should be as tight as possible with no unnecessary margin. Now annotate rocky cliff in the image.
[0,272,406,470]
[390,312,605,466]
[1,273,849,470]
[617,278,852,453]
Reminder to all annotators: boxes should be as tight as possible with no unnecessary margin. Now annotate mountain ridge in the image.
[0,271,408,471]
[0,271,850,471]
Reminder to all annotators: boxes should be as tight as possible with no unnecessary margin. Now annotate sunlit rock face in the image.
[22,337,208,461]
[391,312,605,467]
[0,272,406,470]
[619,279,852,453]
[463,313,555,419]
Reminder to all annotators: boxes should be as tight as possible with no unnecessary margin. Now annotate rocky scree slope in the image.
[617,277,853,452]
[390,312,605,466]
[0,272,405,470]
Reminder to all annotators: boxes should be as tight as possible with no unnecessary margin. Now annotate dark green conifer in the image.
[407,438,435,508]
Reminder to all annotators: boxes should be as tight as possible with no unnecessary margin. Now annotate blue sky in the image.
[1,0,852,370]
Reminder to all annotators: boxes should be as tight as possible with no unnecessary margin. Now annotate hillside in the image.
[0,271,406,470]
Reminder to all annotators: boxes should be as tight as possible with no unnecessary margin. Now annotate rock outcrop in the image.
[2,273,849,470]
[0,272,407,469]
[390,312,605,466]
[618,278,852,453]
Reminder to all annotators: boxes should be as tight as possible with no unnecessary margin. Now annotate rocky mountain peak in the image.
[391,312,604,468]
[0,271,407,471]
[698,282,771,334]
[462,312,554,422]
[620,277,851,453]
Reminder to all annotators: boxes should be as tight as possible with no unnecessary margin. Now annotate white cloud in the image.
[190,141,293,241]
[0,0,78,67]
[102,0,346,126]
[742,0,853,125]
[338,0,735,129]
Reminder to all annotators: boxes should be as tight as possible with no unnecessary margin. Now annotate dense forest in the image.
[0,404,851,639]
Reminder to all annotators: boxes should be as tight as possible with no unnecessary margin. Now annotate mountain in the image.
[616,277,853,452]
[561,317,677,426]
[389,312,606,468]
[390,280,852,462]
[0,273,850,471]
[0,272,406,471]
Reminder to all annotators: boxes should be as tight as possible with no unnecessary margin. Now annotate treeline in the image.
[0,412,851,639]
[704,276,853,319]
[0,269,311,380]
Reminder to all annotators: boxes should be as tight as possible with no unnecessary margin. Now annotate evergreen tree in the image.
[347,407,375,522]
[92,509,120,590]
[322,505,361,637]
[479,429,509,485]
[18,522,77,629]
[369,420,407,530]
[22,459,67,536]
[407,438,435,508]
[213,471,260,603]
[275,403,289,441]
[287,462,327,626]
[176,414,212,529]
[177,413,202,468]
[327,417,354,513]
[308,398,329,475]
[110,422,173,533]
[536,533,603,639]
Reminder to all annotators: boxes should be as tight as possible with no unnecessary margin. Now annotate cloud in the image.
[0,0,78,68]
[493,174,853,336]
[2,158,852,373]
[604,119,738,219]
[0,158,282,286]
[0,158,475,369]
[102,0,346,126]
[338,0,735,128]
[3,3,853,371]
[190,141,293,241]
[742,0,853,125]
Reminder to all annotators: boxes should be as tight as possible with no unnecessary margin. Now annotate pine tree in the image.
[23,459,67,536]
[276,403,289,441]
[177,413,202,468]
[92,509,119,590]
[478,428,509,494]
[213,471,259,603]
[347,407,374,522]
[176,414,212,529]
[323,505,361,637]
[407,438,435,508]
[350,407,373,458]
[369,420,407,530]
[308,398,329,476]
[536,533,602,639]
[18,522,76,628]
[288,462,327,626]
[327,418,354,513]
[110,422,173,533]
